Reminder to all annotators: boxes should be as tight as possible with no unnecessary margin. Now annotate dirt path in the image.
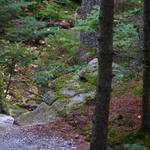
[0,120,89,150]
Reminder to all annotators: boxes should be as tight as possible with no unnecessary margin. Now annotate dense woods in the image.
[0,0,149,150]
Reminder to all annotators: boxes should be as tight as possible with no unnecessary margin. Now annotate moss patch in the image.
[53,73,74,91]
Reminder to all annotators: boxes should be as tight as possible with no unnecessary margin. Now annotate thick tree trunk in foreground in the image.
[141,0,150,128]
[90,0,114,150]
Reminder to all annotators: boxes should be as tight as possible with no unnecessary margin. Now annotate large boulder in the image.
[36,58,125,116]
[16,102,58,125]
[0,114,14,130]
[76,58,125,84]
[68,91,95,106]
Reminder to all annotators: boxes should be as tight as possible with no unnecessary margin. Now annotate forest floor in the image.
[64,80,143,149]
[1,80,145,150]
[1,34,147,149]
[0,120,89,150]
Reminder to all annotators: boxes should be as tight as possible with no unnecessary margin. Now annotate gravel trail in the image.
[0,126,77,150]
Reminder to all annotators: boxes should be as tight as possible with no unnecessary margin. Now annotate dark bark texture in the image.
[90,0,114,150]
[142,0,150,128]
[80,0,100,64]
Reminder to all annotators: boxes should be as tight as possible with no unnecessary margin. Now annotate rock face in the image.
[60,88,77,97]
[38,58,125,116]
[68,91,95,106]
[0,114,14,130]
[16,103,58,125]
[15,58,125,123]
[76,58,125,84]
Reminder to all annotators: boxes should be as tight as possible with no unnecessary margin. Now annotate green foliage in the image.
[75,6,99,31]
[38,1,61,19]
[0,40,35,70]
[1,99,10,115]
[132,85,142,97]
[45,29,80,57]
[0,40,35,98]
[0,0,21,28]
[0,0,36,32]
[114,23,138,56]
[124,144,148,150]
[123,129,150,149]
[114,0,141,12]
[34,61,79,85]
[75,6,139,60]
[115,8,140,22]
[6,16,47,41]
[38,0,76,20]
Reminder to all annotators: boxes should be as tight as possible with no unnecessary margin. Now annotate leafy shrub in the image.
[75,6,99,31]
[75,6,139,56]
[6,16,48,41]
[34,61,79,85]
[0,0,21,28]
[0,0,35,34]
[38,0,76,20]
[0,40,35,70]
[0,40,35,114]
[114,23,138,57]
[45,29,80,59]
[115,0,141,12]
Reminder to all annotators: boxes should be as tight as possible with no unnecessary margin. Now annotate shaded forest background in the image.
[0,0,149,150]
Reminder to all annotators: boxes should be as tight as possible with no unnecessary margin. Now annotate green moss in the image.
[67,101,85,112]
[132,85,143,97]
[53,74,73,90]
[80,122,92,142]
[54,92,66,100]
[108,128,125,150]
[85,73,97,85]
[12,103,21,109]
[85,95,94,103]
[77,80,96,93]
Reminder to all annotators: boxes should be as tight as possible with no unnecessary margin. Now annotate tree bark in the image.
[141,0,150,129]
[90,0,114,150]
[80,0,100,64]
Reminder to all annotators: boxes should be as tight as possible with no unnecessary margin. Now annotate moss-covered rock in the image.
[37,58,125,118]
[16,102,59,125]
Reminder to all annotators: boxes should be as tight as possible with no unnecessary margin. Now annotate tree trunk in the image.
[141,0,150,129]
[90,0,114,150]
[80,0,100,64]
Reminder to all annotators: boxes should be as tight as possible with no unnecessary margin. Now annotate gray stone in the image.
[16,102,58,125]
[68,91,95,105]
[107,146,113,150]
[66,80,80,88]
[87,58,98,75]
[42,91,56,105]
[0,114,14,130]
[59,88,77,97]
[76,58,125,83]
